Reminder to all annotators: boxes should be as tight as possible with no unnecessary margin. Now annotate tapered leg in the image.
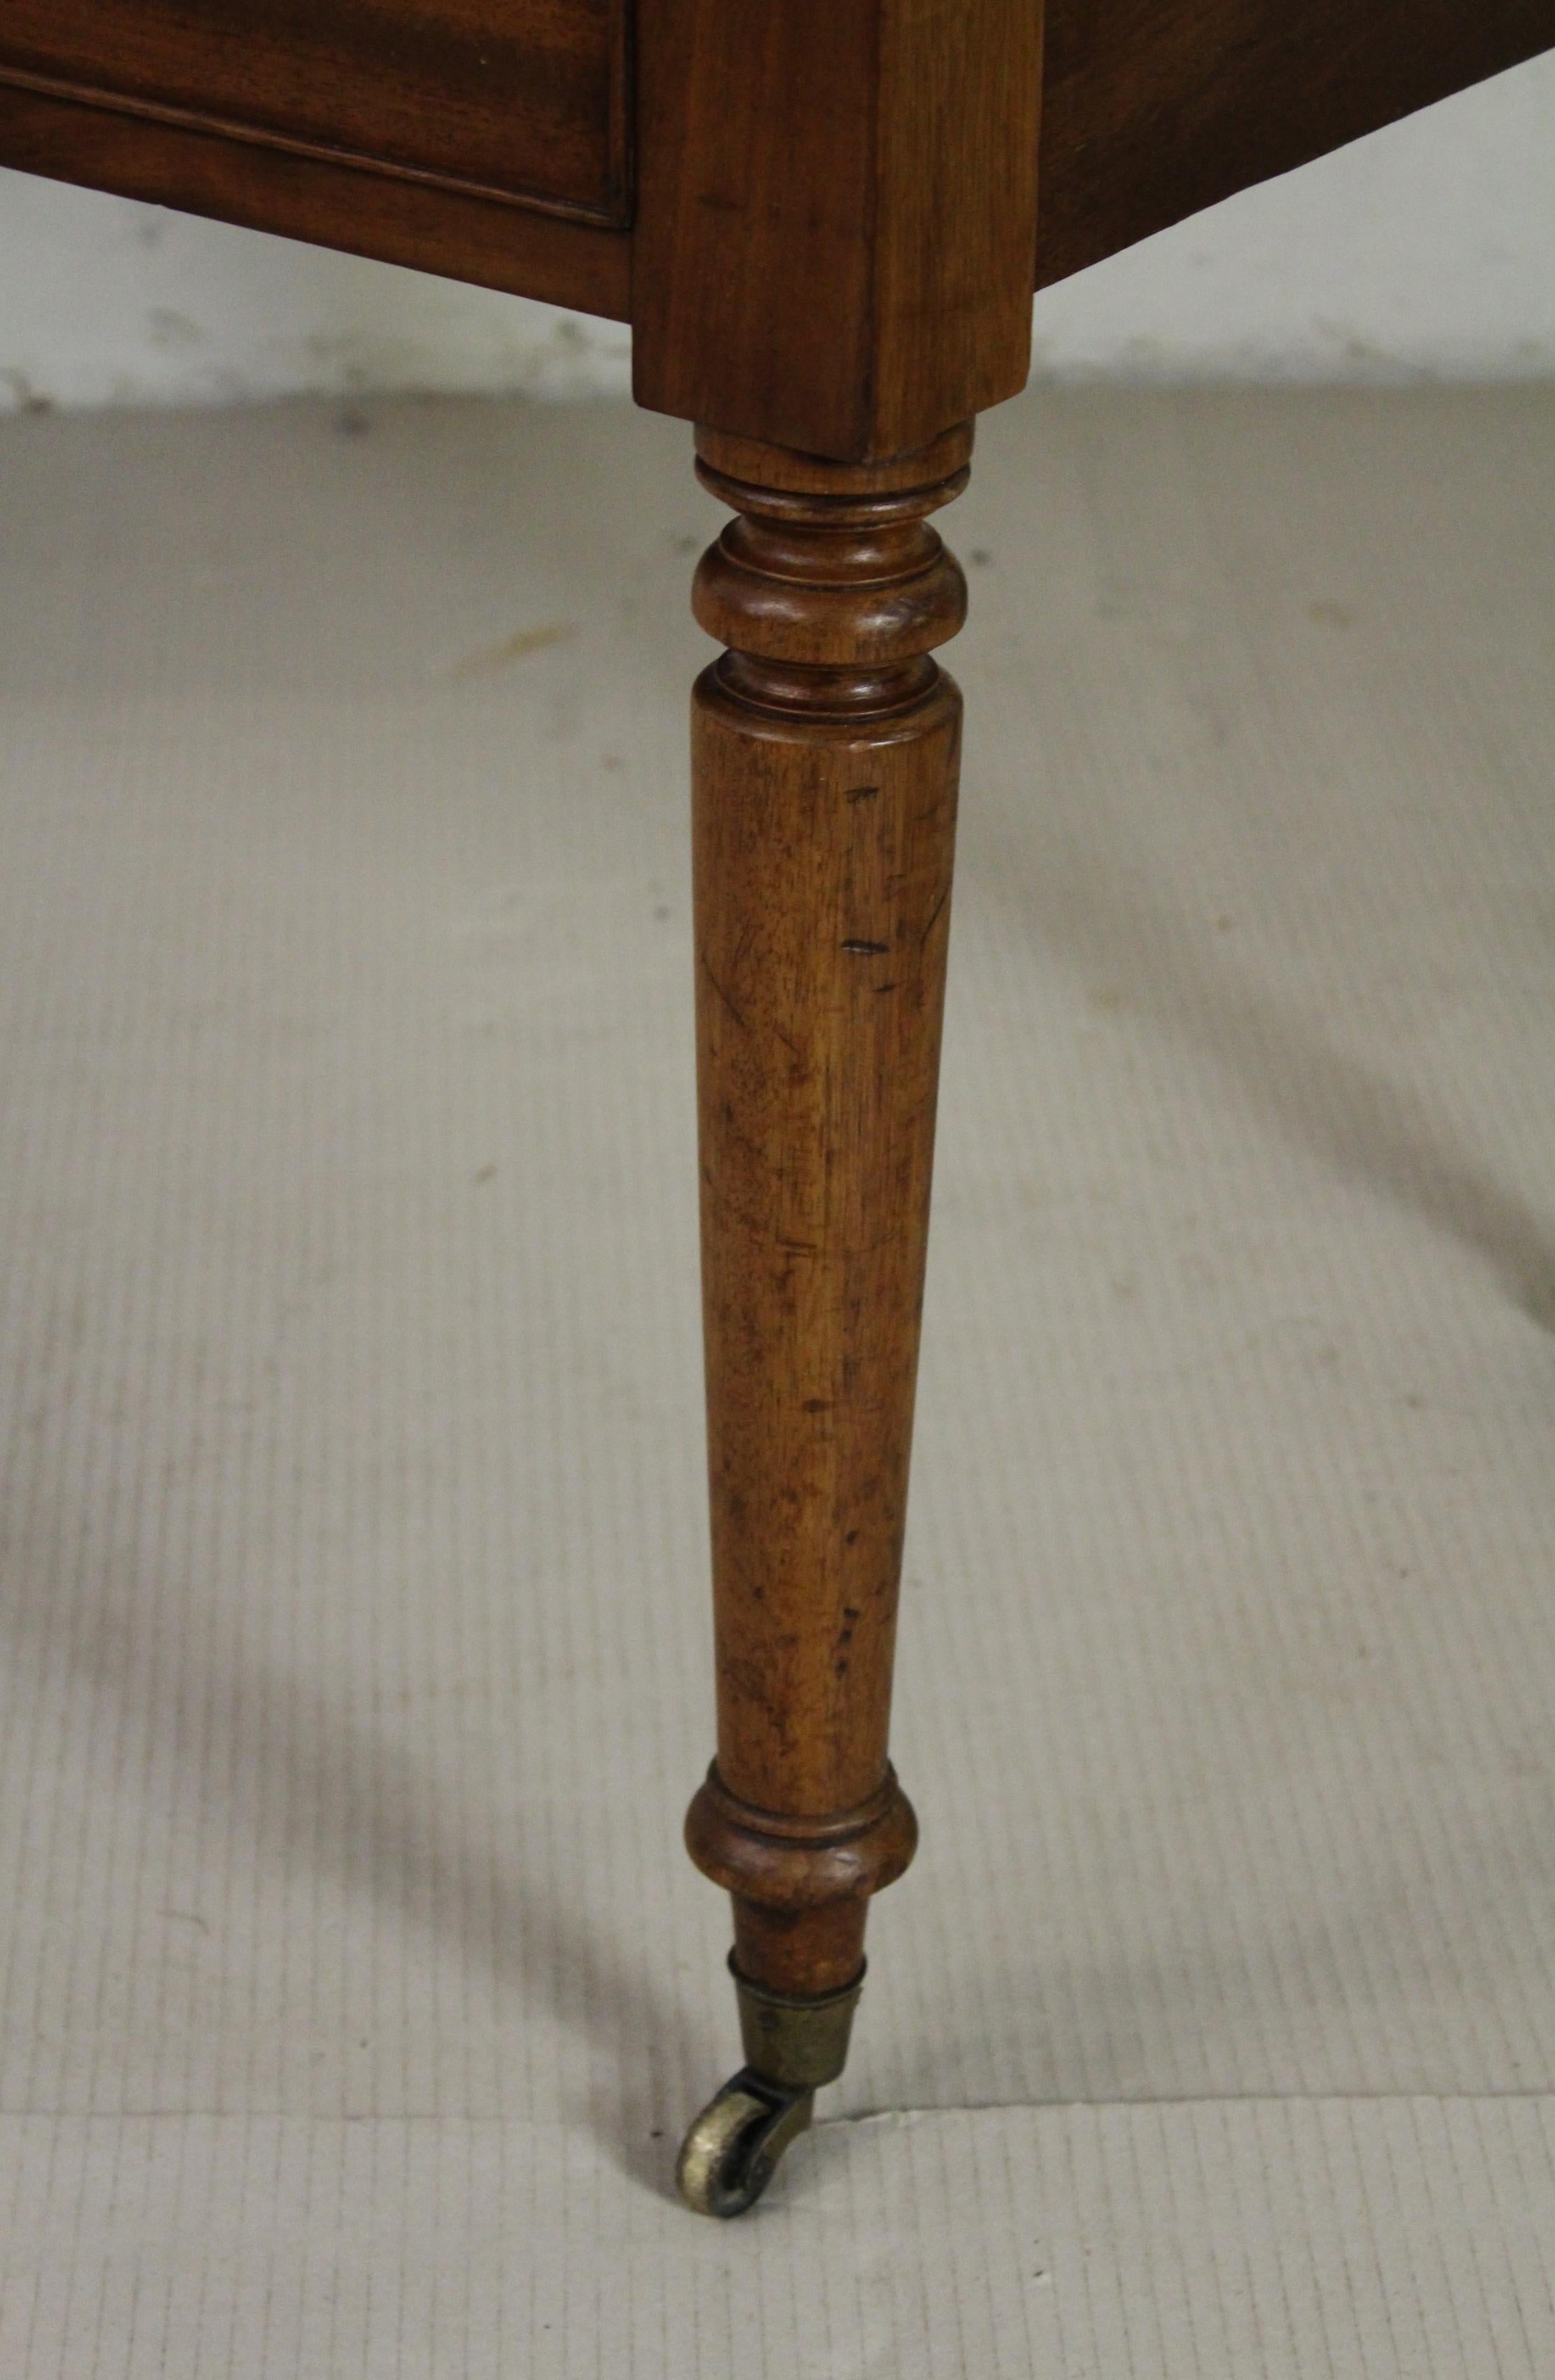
[675,422,971,2213]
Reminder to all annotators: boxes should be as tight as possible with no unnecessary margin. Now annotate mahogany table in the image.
[5,0,1551,2216]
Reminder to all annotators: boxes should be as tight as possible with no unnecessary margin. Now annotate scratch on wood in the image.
[919,883,950,947]
[700,948,751,1034]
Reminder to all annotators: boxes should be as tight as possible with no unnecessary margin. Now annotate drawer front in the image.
[0,0,630,224]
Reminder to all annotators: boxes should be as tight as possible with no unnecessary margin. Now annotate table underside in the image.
[1,0,1550,328]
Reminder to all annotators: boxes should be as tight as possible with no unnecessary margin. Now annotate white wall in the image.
[2,52,1553,413]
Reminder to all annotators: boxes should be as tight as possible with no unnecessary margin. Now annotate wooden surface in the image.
[0,0,630,225]
[0,76,633,319]
[683,426,971,1997]
[1036,0,1555,288]
[632,0,1043,461]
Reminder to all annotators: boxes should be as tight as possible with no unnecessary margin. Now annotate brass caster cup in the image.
[732,1958,864,2092]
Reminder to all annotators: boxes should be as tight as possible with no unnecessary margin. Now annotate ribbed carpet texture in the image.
[1,386,1553,2375]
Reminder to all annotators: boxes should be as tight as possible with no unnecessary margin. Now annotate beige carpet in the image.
[1,384,1554,2376]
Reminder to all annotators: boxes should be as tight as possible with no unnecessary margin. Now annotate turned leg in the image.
[675,423,971,2213]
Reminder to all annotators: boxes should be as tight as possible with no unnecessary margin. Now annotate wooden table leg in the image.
[675,422,971,2214]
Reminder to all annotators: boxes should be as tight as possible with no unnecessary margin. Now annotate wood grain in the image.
[0,0,630,226]
[633,0,1042,461]
[0,80,632,322]
[1036,0,1555,288]
[684,426,972,1995]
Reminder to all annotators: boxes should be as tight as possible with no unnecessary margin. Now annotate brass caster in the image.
[675,2071,815,2217]
[677,1958,866,2214]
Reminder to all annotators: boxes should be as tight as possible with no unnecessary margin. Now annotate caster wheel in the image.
[675,2071,815,2217]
